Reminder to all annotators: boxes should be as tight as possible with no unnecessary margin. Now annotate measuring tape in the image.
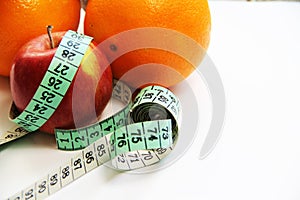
[0,30,93,144]
[1,31,181,200]
[6,81,180,200]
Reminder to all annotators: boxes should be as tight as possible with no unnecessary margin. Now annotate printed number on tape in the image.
[2,30,181,200]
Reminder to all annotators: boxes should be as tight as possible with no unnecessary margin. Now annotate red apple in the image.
[10,31,113,134]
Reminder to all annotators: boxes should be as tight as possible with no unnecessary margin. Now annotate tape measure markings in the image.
[54,83,177,152]
[0,125,30,144]
[58,44,84,55]
[8,30,93,134]
[54,57,84,72]
[54,82,134,151]
[23,109,48,121]
[4,31,182,199]
[5,84,179,198]
[0,30,93,145]
[62,32,93,47]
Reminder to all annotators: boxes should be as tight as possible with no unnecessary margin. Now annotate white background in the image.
[1,1,300,199]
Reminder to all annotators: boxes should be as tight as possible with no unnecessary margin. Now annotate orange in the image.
[84,0,211,88]
[0,0,81,77]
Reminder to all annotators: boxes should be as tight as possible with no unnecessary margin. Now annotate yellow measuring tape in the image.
[1,31,181,199]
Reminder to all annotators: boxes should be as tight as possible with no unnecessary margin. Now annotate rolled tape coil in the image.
[55,79,180,169]
[7,82,180,199]
[2,30,181,199]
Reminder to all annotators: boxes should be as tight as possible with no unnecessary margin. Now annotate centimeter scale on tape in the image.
[0,30,93,144]
[1,30,181,200]
[8,82,180,200]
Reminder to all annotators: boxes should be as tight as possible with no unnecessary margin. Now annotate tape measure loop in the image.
[54,80,180,173]
[3,31,182,199]
[9,30,94,133]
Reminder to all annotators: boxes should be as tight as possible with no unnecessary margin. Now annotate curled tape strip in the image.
[7,81,180,200]
[2,30,181,199]
[0,30,93,145]
[55,79,180,168]
[11,31,93,132]
[55,80,179,151]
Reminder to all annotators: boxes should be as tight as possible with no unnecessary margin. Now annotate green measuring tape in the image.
[55,80,179,152]
[0,30,93,145]
[11,30,93,132]
[1,31,181,200]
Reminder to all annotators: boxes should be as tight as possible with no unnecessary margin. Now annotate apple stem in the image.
[47,25,54,49]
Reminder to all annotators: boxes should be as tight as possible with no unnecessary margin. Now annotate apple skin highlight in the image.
[10,32,113,134]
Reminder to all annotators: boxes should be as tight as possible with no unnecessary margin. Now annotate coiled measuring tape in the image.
[1,30,181,199]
